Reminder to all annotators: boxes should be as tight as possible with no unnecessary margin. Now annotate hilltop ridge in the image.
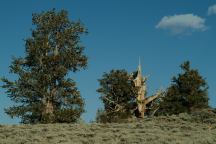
[1,109,216,144]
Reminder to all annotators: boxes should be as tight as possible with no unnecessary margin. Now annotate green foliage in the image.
[158,61,209,115]
[95,109,108,123]
[97,70,138,122]
[1,9,87,124]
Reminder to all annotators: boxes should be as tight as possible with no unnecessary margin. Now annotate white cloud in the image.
[208,4,216,15]
[156,14,207,35]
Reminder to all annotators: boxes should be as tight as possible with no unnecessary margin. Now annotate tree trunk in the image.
[44,100,54,114]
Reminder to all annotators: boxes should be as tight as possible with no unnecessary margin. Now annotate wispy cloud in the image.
[156,14,207,35]
[208,4,216,15]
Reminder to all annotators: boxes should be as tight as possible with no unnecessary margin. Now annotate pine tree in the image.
[158,61,209,115]
[1,9,87,124]
[97,70,138,122]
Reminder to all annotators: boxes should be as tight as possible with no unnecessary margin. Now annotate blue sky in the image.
[0,0,216,124]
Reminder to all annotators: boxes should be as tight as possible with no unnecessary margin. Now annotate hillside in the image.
[0,111,216,144]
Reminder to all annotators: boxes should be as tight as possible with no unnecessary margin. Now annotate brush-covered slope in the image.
[1,110,216,144]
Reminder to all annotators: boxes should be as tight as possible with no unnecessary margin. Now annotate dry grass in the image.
[0,112,216,144]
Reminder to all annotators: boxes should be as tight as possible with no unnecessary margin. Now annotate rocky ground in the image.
[0,111,216,144]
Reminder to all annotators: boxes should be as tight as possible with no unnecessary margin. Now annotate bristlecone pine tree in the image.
[97,70,138,122]
[158,61,209,115]
[1,9,87,124]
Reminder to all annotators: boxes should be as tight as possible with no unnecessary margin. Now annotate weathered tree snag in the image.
[145,93,161,105]
[131,61,161,118]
